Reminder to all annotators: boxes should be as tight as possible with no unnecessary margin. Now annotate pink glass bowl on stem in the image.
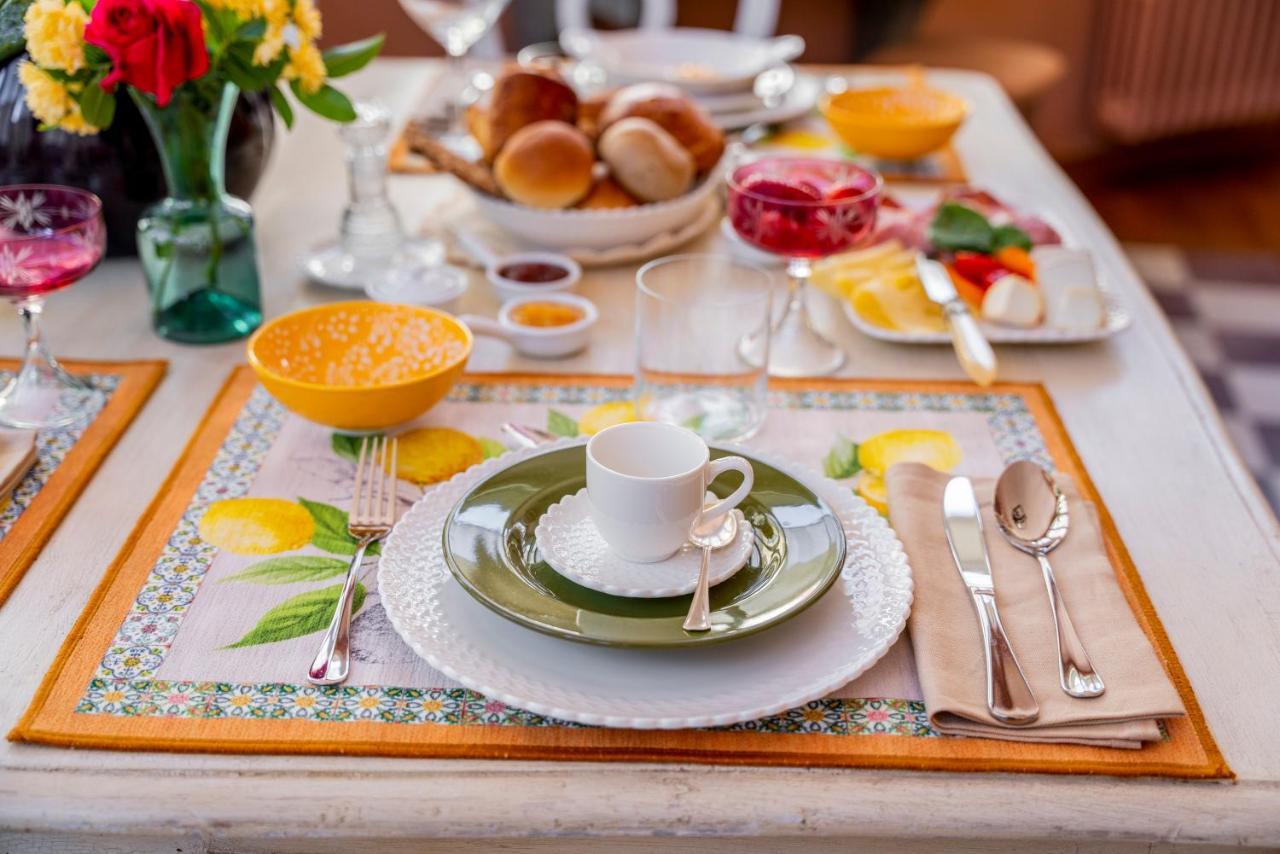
[726,156,882,377]
[0,184,106,429]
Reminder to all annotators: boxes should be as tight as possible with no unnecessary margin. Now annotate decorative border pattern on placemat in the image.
[10,369,1228,779]
[0,359,166,608]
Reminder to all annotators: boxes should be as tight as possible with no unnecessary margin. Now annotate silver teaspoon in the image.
[993,461,1105,698]
[682,509,741,632]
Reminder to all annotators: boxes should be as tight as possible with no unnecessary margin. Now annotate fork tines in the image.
[351,435,398,533]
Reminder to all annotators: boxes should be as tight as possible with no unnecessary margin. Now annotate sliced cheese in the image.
[1032,247,1105,331]
[981,274,1042,328]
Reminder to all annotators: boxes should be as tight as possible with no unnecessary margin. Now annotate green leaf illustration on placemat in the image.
[331,432,384,463]
[223,582,366,648]
[477,437,506,459]
[220,556,349,585]
[546,409,579,437]
[298,497,379,556]
[823,435,861,480]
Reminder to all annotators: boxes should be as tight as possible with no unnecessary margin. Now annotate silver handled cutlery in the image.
[993,460,1105,698]
[307,435,398,687]
[942,475,1040,725]
[681,508,741,632]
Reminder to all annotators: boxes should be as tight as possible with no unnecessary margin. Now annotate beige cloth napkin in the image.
[0,430,36,499]
[886,462,1184,748]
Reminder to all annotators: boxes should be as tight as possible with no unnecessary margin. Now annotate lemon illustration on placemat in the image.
[199,498,316,555]
[823,429,961,515]
[578,401,639,436]
[393,427,484,484]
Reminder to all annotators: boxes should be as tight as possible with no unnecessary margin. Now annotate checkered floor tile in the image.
[1127,245,1280,519]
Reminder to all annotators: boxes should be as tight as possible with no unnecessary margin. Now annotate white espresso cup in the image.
[586,421,754,563]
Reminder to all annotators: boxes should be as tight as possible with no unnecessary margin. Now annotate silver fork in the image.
[307,435,398,686]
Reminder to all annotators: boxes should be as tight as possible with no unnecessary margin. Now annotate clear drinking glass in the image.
[398,0,512,153]
[635,254,774,442]
[0,184,105,428]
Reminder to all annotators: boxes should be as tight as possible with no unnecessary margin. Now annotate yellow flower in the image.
[18,61,97,136]
[208,0,264,17]
[198,498,316,554]
[23,0,88,74]
[293,0,322,40]
[284,37,326,94]
[253,0,290,65]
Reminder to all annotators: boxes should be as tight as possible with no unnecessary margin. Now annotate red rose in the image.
[85,0,209,107]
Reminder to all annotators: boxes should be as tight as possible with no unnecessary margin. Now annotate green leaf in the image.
[477,437,506,459]
[822,436,861,480]
[77,72,116,129]
[298,496,380,557]
[290,80,357,122]
[269,84,294,130]
[223,582,366,648]
[680,414,708,433]
[928,203,994,254]
[992,224,1033,252]
[330,432,383,463]
[322,33,385,79]
[0,0,34,65]
[221,556,349,585]
[546,409,579,438]
[235,17,267,40]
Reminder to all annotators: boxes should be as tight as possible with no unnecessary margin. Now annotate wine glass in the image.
[0,185,106,429]
[399,0,512,151]
[726,156,882,377]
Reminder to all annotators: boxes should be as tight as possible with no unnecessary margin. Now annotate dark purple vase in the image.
[0,54,275,256]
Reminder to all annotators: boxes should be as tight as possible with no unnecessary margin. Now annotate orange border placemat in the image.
[11,369,1229,779]
[0,359,165,608]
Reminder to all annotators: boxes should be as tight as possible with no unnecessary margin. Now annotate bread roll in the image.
[575,175,640,209]
[598,117,695,203]
[599,83,725,172]
[486,67,579,161]
[494,121,595,208]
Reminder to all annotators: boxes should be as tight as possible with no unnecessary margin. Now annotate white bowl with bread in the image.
[408,69,728,253]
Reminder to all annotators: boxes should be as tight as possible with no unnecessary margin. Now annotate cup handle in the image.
[701,456,754,522]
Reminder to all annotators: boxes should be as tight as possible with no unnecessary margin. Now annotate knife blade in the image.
[916,255,998,387]
[942,476,1039,725]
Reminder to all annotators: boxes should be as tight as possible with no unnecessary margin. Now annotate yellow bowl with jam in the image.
[820,86,967,160]
[247,301,472,430]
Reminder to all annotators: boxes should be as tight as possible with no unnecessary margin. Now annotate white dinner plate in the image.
[379,440,913,729]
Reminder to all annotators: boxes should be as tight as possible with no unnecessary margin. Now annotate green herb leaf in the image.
[546,409,579,438]
[822,436,861,480]
[268,84,294,129]
[928,203,994,254]
[221,556,350,585]
[330,432,382,463]
[223,582,365,648]
[477,437,506,459]
[290,80,357,122]
[76,73,116,130]
[322,33,385,79]
[991,224,1033,252]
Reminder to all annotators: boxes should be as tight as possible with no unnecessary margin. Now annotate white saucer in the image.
[534,488,752,598]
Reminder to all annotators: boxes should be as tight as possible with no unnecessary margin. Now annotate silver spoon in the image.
[993,461,1105,698]
[682,509,741,632]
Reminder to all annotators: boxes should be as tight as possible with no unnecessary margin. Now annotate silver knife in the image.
[942,476,1040,725]
[916,255,998,387]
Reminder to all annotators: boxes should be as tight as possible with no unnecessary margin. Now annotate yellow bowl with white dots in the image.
[820,86,967,159]
[247,301,472,431]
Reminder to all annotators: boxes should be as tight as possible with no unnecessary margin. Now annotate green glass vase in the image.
[133,82,263,344]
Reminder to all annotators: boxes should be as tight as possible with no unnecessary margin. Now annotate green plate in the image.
[442,445,846,648]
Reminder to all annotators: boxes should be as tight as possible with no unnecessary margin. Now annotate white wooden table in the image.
[1,59,1278,853]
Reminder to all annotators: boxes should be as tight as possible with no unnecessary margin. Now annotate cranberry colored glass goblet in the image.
[0,184,106,429]
[727,156,882,376]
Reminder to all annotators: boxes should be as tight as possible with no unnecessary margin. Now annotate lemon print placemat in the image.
[12,368,1225,778]
[0,359,165,608]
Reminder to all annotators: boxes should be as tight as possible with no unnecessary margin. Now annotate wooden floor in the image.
[1065,144,1280,253]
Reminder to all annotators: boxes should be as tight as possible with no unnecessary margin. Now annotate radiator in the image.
[1092,0,1280,142]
